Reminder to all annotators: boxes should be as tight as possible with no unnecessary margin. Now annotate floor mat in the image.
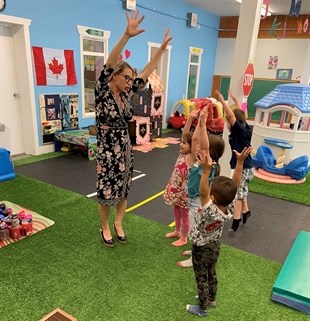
[272,230,310,314]
[0,200,55,249]
[133,137,180,153]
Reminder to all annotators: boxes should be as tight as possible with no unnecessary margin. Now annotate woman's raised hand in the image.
[125,10,145,37]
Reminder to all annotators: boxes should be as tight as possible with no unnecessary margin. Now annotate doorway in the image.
[0,24,24,155]
[0,15,38,156]
[148,42,171,128]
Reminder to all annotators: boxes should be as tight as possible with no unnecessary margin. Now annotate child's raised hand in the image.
[197,150,213,171]
[190,109,200,119]
[228,89,237,101]
[160,29,172,50]
[198,108,208,127]
[228,89,236,100]
[125,10,145,37]
[233,146,253,162]
[215,90,224,102]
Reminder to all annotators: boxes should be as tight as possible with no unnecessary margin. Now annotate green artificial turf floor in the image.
[0,175,309,320]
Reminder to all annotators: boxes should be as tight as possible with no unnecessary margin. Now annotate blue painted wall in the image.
[4,0,220,145]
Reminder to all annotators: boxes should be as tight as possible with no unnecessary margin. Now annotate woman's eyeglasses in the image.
[119,74,134,83]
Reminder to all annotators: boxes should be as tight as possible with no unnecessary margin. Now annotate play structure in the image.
[272,230,310,315]
[130,70,165,143]
[0,148,16,182]
[251,84,310,183]
[54,129,97,160]
[167,97,224,134]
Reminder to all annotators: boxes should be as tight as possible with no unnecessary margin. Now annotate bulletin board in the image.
[219,77,297,119]
[39,93,79,143]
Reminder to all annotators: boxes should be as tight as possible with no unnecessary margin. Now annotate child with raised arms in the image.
[186,145,253,317]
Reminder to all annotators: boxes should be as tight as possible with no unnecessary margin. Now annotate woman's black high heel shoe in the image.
[113,223,127,244]
[100,227,114,248]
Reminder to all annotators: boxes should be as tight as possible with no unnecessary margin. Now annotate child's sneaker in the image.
[195,295,216,307]
[242,211,252,224]
[229,218,242,233]
[186,305,208,317]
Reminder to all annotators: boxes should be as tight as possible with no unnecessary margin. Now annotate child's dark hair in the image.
[233,109,246,125]
[210,176,237,207]
[208,134,225,176]
[182,132,193,148]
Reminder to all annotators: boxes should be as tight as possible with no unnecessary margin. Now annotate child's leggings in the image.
[174,205,190,236]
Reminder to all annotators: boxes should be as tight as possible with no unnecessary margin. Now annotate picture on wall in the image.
[39,93,79,143]
[267,56,279,70]
[276,69,293,80]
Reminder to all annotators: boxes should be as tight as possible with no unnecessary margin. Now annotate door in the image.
[0,24,24,155]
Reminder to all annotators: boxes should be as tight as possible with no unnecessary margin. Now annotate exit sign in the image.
[86,29,104,37]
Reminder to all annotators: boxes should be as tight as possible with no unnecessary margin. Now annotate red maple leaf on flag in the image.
[48,57,64,78]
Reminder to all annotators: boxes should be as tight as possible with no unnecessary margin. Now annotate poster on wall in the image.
[267,56,279,70]
[39,93,79,143]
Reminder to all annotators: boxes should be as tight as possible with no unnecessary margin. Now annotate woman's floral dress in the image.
[94,64,144,206]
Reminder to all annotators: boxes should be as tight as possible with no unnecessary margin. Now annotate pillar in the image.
[220,0,264,177]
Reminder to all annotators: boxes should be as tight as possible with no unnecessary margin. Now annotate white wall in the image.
[215,38,309,81]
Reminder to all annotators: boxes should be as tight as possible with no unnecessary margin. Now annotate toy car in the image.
[167,99,195,130]
[167,98,224,134]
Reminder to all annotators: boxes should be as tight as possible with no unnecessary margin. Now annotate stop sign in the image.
[242,63,254,97]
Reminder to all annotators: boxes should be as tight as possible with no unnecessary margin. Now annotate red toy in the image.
[168,98,224,134]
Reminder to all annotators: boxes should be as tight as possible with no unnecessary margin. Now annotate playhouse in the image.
[251,84,310,182]
[130,70,165,143]
[251,84,310,162]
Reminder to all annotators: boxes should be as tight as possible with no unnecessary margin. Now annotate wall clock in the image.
[0,0,6,12]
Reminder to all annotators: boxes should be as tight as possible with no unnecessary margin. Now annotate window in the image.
[77,25,110,117]
[186,47,203,99]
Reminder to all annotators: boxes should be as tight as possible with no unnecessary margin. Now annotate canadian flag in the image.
[32,46,77,86]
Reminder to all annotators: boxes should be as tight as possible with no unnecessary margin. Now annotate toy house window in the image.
[77,25,110,118]
[186,47,203,99]
[259,111,264,124]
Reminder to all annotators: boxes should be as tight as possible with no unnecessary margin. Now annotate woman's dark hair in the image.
[208,134,225,176]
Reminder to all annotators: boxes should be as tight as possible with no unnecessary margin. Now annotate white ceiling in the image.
[185,0,310,16]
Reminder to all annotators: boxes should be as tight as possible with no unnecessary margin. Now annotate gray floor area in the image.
[14,131,310,264]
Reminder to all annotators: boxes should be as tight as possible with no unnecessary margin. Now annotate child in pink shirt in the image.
[163,132,192,246]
